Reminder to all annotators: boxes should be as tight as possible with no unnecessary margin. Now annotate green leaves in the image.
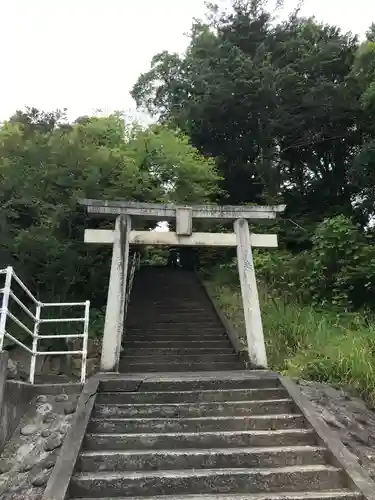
[0,108,219,310]
[132,1,362,217]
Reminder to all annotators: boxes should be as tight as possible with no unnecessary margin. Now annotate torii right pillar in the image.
[234,218,267,369]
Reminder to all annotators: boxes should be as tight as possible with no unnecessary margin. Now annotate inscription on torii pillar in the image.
[79,199,286,372]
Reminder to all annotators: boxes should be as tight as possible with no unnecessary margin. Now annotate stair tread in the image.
[70,490,362,500]
[99,388,286,395]
[122,366,244,372]
[123,335,230,349]
[73,464,342,480]
[95,398,293,407]
[90,413,303,422]
[80,445,325,457]
[122,363,243,367]
[95,395,288,405]
[122,347,233,350]
[121,354,237,358]
[86,429,314,438]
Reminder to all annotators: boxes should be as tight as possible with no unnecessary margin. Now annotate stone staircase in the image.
[43,266,372,500]
[120,267,244,372]
[68,374,361,499]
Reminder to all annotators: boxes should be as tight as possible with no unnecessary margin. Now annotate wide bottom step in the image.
[70,490,362,500]
[70,465,345,497]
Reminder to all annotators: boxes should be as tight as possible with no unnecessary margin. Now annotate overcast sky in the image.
[0,0,374,122]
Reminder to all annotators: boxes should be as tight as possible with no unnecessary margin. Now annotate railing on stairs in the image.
[124,252,140,319]
[0,266,90,384]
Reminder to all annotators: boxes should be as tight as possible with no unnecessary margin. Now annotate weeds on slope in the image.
[206,274,375,404]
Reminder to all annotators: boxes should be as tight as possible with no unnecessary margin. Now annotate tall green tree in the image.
[349,36,375,220]
[132,0,367,245]
[0,108,219,307]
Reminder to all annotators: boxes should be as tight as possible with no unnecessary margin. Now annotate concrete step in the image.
[126,326,225,332]
[131,296,209,300]
[99,376,281,393]
[129,305,213,310]
[87,414,307,433]
[124,332,227,339]
[70,465,344,497]
[124,332,228,337]
[126,317,222,323]
[129,298,210,302]
[128,308,211,314]
[77,445,327,473]
[122,340,231,348]
[127,321,222,327]
[121,351,237,358]
[69,490,363,500]
[123,335,229,340]
[126,323,224,329]
[92,399,296,418]
[119,362,244,372]
[127,320,219,324]
[95,387,289,404]
[83,429,317,451]
[129,293,209,298]
[122,347,233,356]
[126,323,226,329]
[124,336,229,342]
[128,313,220,320]
[124,340,230,347]
[120,354,239,364]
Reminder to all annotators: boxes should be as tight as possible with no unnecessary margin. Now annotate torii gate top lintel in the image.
[79,198,286,222]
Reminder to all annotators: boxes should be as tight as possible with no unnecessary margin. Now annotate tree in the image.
[132,0,365,244]
[0,108,219,309]
[349,39,375,220]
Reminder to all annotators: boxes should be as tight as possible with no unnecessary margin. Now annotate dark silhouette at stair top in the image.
[120,266,244,373]
[167,247,199,271]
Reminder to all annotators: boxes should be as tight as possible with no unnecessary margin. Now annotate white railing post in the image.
[29,301,42,384]
[0,265,91,384]
[0,266,13,351]
[81,300,90,384]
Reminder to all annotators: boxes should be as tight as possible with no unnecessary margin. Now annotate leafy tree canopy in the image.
[132,0,375,246]
[0,107,219,308]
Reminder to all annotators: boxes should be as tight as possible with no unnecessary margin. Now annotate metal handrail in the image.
[124,252,140,319]
[0,266,90,384]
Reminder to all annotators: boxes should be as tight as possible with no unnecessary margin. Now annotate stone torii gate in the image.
[79,199,286,372]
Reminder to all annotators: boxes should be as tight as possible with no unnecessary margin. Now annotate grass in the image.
[205,271,375,404]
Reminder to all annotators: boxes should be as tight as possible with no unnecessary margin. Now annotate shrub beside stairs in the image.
[42,268,375,500]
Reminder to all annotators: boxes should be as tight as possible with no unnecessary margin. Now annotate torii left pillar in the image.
[101,215,131,371]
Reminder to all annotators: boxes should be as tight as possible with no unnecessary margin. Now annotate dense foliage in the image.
[133,0,375,311]
[0,109,219,316]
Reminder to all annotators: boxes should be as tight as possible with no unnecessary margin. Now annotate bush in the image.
[205,263,375,403]
[301,215,375,309]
